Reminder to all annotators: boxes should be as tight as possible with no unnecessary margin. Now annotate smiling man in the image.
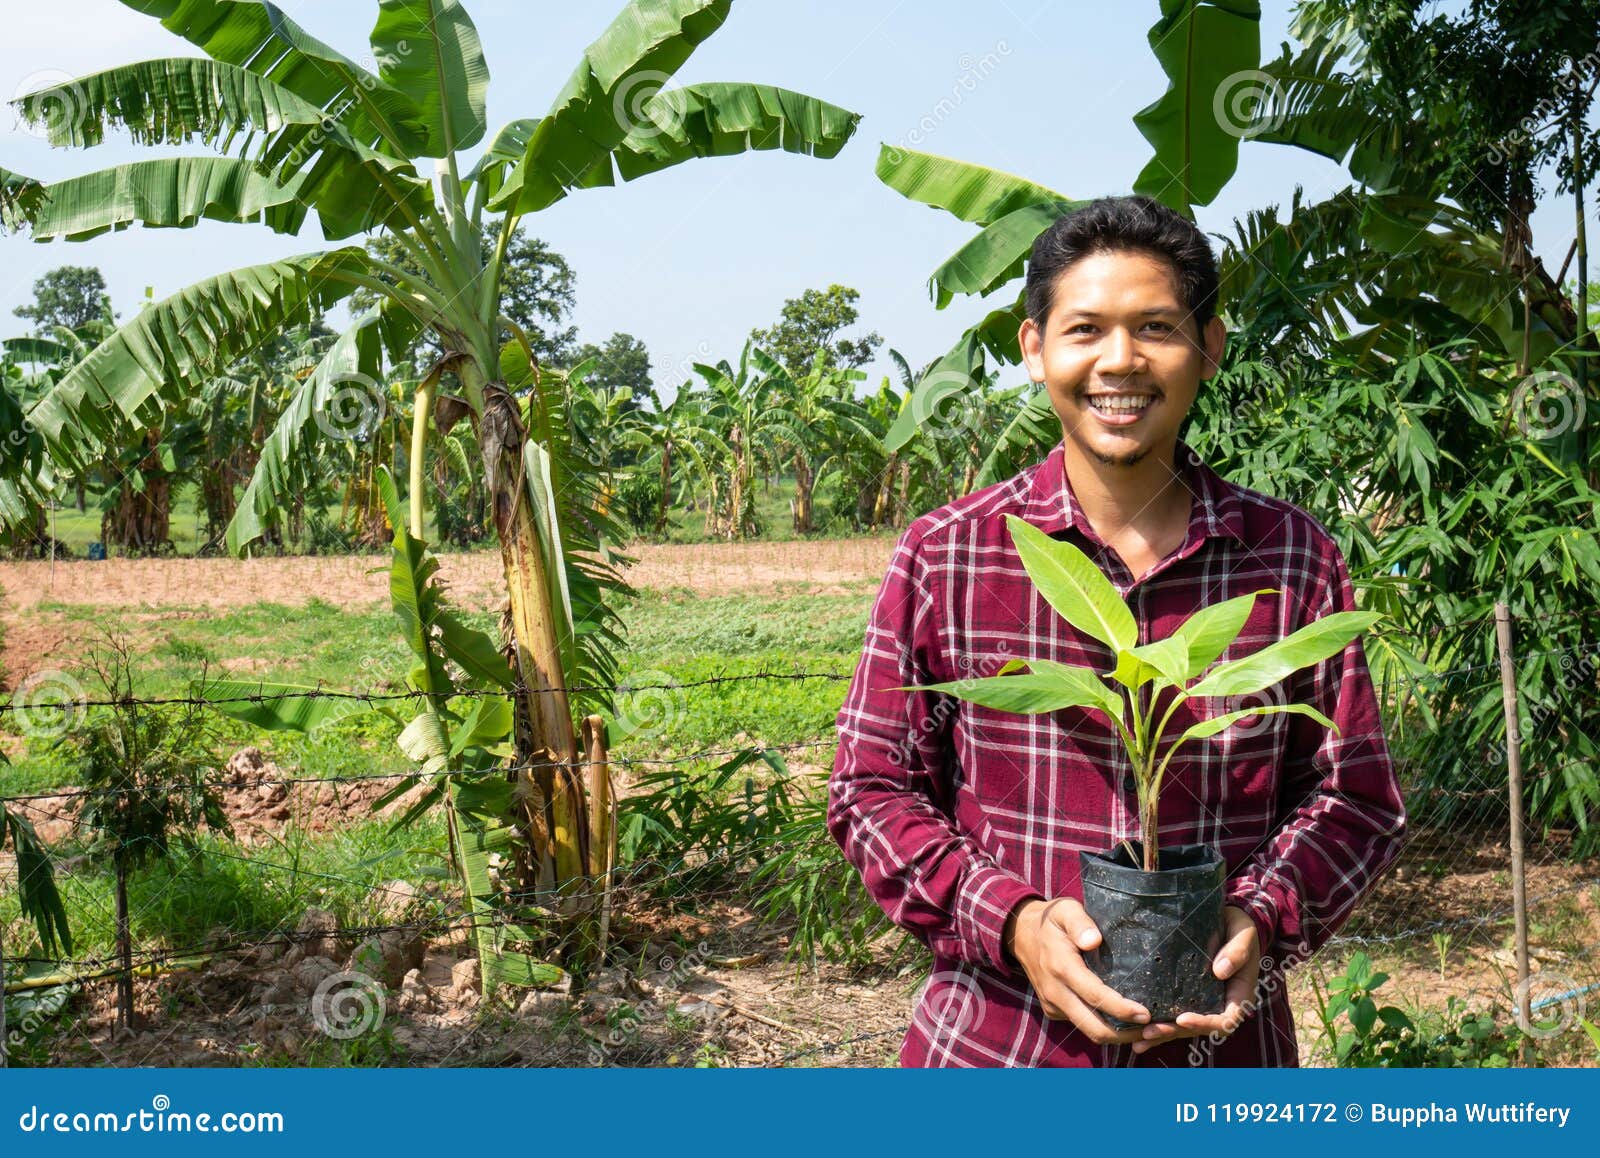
[828,195,1407,1067]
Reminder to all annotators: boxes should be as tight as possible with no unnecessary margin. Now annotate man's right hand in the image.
[1003,896,1152,1046]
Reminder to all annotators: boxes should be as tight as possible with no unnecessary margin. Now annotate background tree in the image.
[13,265,114,333]
[573,331,653,402]
[748,283,882,377]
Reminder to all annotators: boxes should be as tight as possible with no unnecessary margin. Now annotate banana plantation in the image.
[1,0,1599,1070]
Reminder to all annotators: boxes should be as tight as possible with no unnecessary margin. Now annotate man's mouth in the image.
[1083,392,1158,422]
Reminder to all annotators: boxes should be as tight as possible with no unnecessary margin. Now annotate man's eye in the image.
[1145,322,1172,333]
[1067,324,1095,334]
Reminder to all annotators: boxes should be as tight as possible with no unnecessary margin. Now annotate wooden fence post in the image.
[581,715,617,964]
[1494,602,1533,1064]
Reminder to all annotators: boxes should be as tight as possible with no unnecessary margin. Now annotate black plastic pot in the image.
[1077,841,1226,1029]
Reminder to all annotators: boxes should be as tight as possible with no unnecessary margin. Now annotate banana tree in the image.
[625,387,720,538]
[0,0,859,986]
[757,349,875,533]
[690,340,807,540]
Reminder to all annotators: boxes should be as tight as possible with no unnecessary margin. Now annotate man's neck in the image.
[1060,436,1188,543]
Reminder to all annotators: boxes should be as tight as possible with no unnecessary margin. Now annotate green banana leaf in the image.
[370,0,490,155]
[1186,610,1384,698]
[1169,588,1277,679]
[10,249,372,494]
[1005,513,1138,652]
[9,56,433,237]
[875,145,1068,226]
[121,0,429,156]
[1131,0,1262,212]
[491,0,733,213]
[16,156,310,242]
[608,82,861,183]
[191,679,376,733]
[227,306,417,555]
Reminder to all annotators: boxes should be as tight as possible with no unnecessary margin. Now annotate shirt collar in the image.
[1021,436,1246,546]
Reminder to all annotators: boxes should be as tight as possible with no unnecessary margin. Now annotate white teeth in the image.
[1088,394,1154,413]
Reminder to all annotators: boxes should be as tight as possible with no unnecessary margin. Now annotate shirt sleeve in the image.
[827,524,1043,979]
[1222,535,1409,964]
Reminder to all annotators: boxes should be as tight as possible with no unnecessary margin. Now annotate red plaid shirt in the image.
[828,437,1407,1067]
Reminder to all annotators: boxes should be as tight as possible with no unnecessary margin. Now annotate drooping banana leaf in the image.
[9,56,433,237]
[607,82,860,182]
[119,0,429,156]
[928,201,1080,309]
[973,385,1060,489]
[875,145,1068,226]
[190,679,378,733]
[3,808,72,957]
[490,0,734,213]
[0,164,45,229]
[1130,0,1262,212]
[14,156,311,242]
[28,249,370,471]
[227,305,418,555]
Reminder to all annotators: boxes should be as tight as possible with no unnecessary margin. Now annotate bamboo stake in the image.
[1494,602,1532,1065]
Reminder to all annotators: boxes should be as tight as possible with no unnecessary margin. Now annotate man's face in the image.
[1020,248,1226,468]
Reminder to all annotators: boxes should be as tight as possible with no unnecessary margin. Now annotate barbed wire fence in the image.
[0,605,1596,1068]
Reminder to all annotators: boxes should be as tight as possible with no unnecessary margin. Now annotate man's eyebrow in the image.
[1059,307,1182,319]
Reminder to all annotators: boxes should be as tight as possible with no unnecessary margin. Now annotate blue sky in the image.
[0,1,1587,398]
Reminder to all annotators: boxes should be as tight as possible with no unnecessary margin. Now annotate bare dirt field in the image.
[0,538,895,614]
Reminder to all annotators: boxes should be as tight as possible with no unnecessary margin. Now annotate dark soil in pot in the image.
[1077,840,1226,1029]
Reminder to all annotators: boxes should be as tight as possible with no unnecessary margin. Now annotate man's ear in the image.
[1020,316,1046,382]
[1199,316,1227,380]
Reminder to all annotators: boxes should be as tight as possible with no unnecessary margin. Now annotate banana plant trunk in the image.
[475,375,597,932]
[792,452,814,534]
[655,439,673,536]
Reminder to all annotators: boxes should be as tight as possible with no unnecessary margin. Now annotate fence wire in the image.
[2,613,1598,1067]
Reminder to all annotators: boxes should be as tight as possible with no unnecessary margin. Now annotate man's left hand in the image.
[1130,904,1261,1055]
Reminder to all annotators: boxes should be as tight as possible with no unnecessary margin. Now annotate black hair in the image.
[1024,195,1219,338]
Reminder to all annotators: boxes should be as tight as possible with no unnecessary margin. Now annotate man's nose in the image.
[1096,327,1143,376]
